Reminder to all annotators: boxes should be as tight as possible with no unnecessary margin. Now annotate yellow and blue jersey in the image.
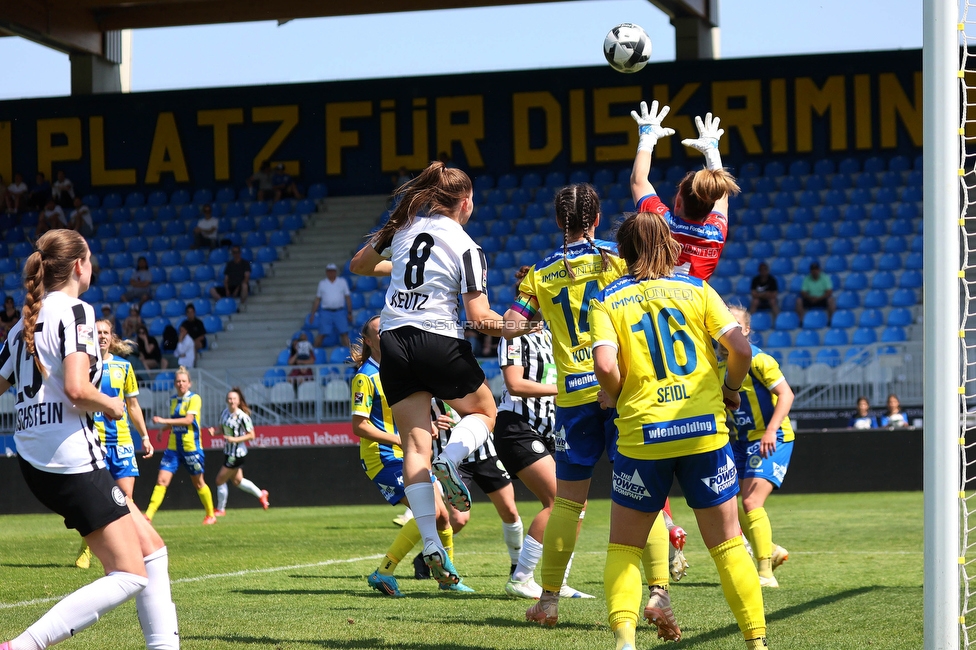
[351,357,403,479]
[94,355,139,447]
[167,391,202,453]
[588,273,740,460]
[719,345,795,444]
[511,240,628,407]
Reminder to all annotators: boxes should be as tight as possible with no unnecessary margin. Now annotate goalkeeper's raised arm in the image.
[629,100,675,204]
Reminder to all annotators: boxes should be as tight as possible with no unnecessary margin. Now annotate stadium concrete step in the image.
[198,194,388,372]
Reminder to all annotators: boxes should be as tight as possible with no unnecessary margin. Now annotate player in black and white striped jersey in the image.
[208,388,270,516]
[494,266,591,601]
[0,230,179,650]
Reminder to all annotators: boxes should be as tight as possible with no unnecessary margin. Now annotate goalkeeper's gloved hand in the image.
[681,112,725,171]
[631,100,675,154]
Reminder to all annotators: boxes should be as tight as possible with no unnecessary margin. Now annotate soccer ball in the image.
[603,23,651,74]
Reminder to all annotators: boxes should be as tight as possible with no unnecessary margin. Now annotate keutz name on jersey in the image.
[16,401,64,431]
[388,289,429,311]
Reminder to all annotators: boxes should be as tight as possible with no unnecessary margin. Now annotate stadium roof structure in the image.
[0,0,717,93]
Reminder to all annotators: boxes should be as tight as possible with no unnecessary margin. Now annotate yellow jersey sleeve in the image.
[588,297,617,351]
[703,281,740,341]
[123,363,139,398]
[351,373,373,419]
[187,394,202,416]
[753,352,785,391]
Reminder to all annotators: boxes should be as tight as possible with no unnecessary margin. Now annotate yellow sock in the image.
[708,536,766,641]
[738,500,756,551]
[196,484,215,517]
[641,512,670,589]
[612,621,637,650]
[146,485,167,520]
[540,497,584,592]
[379,519,422,576]
[605,543,643,642]
[745,508,773,576]
[438,526,454,564]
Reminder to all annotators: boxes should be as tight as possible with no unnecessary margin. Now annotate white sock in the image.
[216,483,229,511]
[502,518,523,565]
[513,534,543,582]
[404,482,440,548]
[403,507,413,518]
[236,478,262,498]
[14,571,147,649]
[438,415,490,466]
[563,552,576,586]
[136,547,180,650]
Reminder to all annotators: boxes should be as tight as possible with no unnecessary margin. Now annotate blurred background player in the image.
[349,316,457,598]
[350,161,506,588]
[147,367,217,525]
[591,211,767,650]
[500,184,675,630]
[76,319,154,570]
[208,388,270,516]
[719,305,794,588]
[629,101,740,282]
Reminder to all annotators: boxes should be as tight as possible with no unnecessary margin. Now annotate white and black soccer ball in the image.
[603,23,651,74]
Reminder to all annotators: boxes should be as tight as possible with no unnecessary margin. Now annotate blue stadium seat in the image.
[774,312,800,331]
[306,183,328,200]
[257,216,279,232]
[141,300,162,319]
[910,235,923,252]
[874,187,897,204]
[193,266,215,282]
[162,300,185,318]
[182,249,205,266]
[498,173,519,190]
[202,314,222,334]
[835,223,859,244]
[282,214,303,232]
[214,298,237,316]
[887,308,913,327]
[747,311,771,333]
[503,236,525,253]
[822,189,846,206]
[494,252,515,268]
[890,288,917,307]
[888,219,913,237]
[818,205,840,223]
[222,202,245,218]
[748,193,770,210]
[785,349,811,369]
[806,223,832,243]
[835,157,859,175]
[154,283,176,301]
[851,327,877,345]
[271,200,291,216]
[856,237,881,254]
[902,252,922,272]
[751,241,774,260]
[871,271,896,290]
[880,326,907,343]
[875,253,901,272]
[153,205,175,221]
[775,239,800,258]
[293,198,315,215]
[242,231,266,248]
[854,172,877,189]
[816,348,842,367]
[168,265,191,283]
[159,249,181,266]
[842,272,868,291]
[710,276,732,295]
[898,270,922,289]
[883,236,907,254]
[255,246,277,264]
[215,187,236,203]
[833,290,857,310]
[863,289,888,309]
[715,259,740,277]
[769,257,793,275]
[803,240,827,257]
[248,202,269,217]
[488,220,512,237]
[102,193,123,209]
[738,162,761,179]
[178,282,201,300]
[163,221,186,236]
[793,190,817,209]
[900,186,922,203]
[82,193,101,208]
[568,170,590,185]
[518,172,540,190]
[843,205,866,222]
[733,276,752,296]
[781,222,807,240]
[754,177,776,193]
[861,220,885,237]
[849,188,872,205]
[802,310,829,329]
[766,331,792,348]
[79,285,103,304]
[132,206,152,223]
[269,231,291,247]
[822,255,847,273]
[169,189,190,206]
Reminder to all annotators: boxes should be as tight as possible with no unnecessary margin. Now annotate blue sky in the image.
[0,0,921,100]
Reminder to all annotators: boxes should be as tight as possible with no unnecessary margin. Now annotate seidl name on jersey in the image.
[389,289,429,310]
[17,401,65,431]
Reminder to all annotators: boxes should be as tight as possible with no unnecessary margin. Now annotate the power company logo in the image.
[701,455,737,495]
[613,467,651,499]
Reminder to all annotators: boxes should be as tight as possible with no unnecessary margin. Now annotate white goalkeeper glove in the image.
[681,113,724,171]
[631,100,675,154]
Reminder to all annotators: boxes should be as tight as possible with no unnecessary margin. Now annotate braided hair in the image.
[553,183,610,280]
[22,230,89,375]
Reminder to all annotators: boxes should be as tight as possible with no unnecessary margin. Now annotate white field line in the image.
[0,553,384,610]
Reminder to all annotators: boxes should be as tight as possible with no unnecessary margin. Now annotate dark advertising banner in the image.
[0,49,921,196]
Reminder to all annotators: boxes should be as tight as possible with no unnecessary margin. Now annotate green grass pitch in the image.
[0,492,922,649]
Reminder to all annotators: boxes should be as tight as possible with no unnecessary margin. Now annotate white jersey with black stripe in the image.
[220,407,253,458]
[377,214,487,340]
[430,398,497,463]
[0,291,104,474]
[496,328,556,438]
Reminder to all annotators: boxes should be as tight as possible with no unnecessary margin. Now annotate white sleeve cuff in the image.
[592,340,618,351]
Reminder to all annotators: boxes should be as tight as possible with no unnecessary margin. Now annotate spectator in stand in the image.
[248,160,274,201]
[52,170,75,210]
[174,325,196,368]
[311,263,352,348]
[210,245,251,304]
[122,303,145,340]
[5,172,28,214]
[137,324,163,370]
[0,296,19,341]
[749,262,779,319]
[272,163,303,201]
[288,332,316,384]
[192,204,219,249]
[848,397,878,429]
[126,256,154,305]
[180,303,208,351]
[68,196,94,237]
[795,261,835,325]
[37,198,67,236]
[881,394,909,428]
[29,171,52,211]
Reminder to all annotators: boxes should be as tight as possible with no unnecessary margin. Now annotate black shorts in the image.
[214,285,244,298]
[458,454,512,496]
[801,296,826,310]
[19,457,130,537]
[223,454,246,469]
[379,326,486,406]
[493,409,555,476]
